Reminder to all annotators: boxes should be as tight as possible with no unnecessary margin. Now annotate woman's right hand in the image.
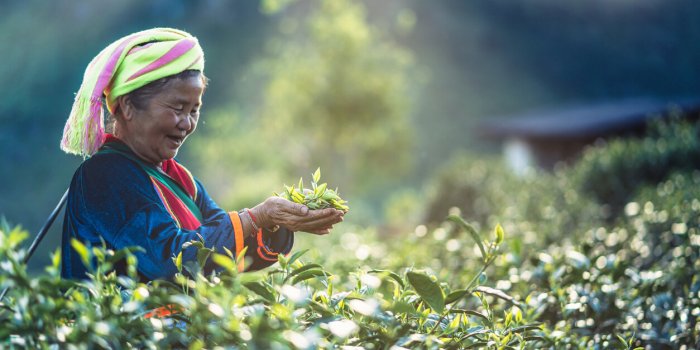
[250,197,345,235]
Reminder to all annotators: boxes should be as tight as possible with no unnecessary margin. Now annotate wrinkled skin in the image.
[113,74,344,236]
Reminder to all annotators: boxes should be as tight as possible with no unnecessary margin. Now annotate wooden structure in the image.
[479,97,700,173]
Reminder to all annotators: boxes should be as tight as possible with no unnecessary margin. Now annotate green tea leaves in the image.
[276,168,349,212]
[447,215,486,262]
[407,271,445,313]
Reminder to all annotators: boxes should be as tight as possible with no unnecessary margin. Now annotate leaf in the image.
[197,247,213,268]
[369,269,405,288]
[391,300,417,315]
[615,334,627,348]
[312,167,321,183]
[406,271,445,313]
[514,307,523,323]
[464,342,488,349]
[105,246,144,265]
[277,253,288,269]
[445,289,469,305]
[449,309,490,323]
[236,246,249,266]
[212,253,236,272]
[71,238,91,268]
[287,249,310,266]
[447,215,486,262]
[51,248,61,269]
[173,251,183,273]
[243,281,276,302]
[291,269,330,284]
[309,300,334,317]
[495,224,504,245]
[284,263,323,283]
[510,324,543,334]
[222,246,234,258]
[315,183,327,197]
[475,286,517,304]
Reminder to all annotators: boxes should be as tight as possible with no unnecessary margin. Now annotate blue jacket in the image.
[61,150,293,281]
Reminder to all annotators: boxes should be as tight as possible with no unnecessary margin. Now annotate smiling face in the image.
[115,73,204,166]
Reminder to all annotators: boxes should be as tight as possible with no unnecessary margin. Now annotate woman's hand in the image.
[250,197,344,235]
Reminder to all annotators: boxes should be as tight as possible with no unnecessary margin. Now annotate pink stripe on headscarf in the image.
[126,39,197,82]
[93,33,144,98]
[83,32,145,153]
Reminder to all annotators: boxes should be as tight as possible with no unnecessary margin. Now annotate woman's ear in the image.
[116,95,135,121]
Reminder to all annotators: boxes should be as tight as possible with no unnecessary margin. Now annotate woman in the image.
[60,28,344,281]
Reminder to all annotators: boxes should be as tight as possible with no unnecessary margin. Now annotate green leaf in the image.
[391,300,417,315]
[291,269,329,284]
[312,167,321,183]
[243,281,276,302]
[212,253,236,272]
[445,289,469,305]
[105,246,144,265]
[196,248,213,268]
[447,215,486,262]
[514,307,523,323]
[510,324,543,334]
[309,300,334,317]
[51,248,61,269]
[495,224,504,245]
[71,238,91,268]
[287,249,310,266]
[475,286,516,304]
[277,253,288,269]
[315,183,327,197]
[615,334,626,345]
[173,251,183,273]
[449,309,490,323]
[464,342,488,349]
[222,246,234,258]
[284,263,323,283]
[236,246,249,266]
[369,269,405,288]
[406,271,445,313]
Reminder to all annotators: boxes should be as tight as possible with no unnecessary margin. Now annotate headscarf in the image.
[61,28,205,157]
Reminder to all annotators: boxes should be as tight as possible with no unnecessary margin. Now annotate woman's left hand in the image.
[251,197,344,235]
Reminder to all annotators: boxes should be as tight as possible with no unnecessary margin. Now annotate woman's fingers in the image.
[258,196,344,233]
[305,226,334,235]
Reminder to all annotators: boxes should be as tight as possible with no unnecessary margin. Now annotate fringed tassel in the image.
[60,95,105,158]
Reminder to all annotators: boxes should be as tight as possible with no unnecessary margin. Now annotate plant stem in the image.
[429,249,497,334]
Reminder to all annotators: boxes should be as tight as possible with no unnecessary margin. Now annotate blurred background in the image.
[2,0,700,270]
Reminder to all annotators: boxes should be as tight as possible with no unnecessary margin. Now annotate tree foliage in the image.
[257,0,415,189]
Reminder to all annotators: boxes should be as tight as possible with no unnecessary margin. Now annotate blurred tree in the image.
[257,0,415,191]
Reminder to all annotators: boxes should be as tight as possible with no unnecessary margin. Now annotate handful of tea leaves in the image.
[276,168,349,212]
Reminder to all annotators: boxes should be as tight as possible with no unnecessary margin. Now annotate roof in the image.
[480,96,700,139]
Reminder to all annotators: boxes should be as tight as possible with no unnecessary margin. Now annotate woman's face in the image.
[119,75,204,166]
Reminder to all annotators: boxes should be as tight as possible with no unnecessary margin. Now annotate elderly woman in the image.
[60,28,344,281]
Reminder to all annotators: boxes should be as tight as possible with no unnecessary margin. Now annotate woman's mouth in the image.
[166,135,185,147]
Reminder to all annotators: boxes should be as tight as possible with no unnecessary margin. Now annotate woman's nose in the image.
[178,114,195,132]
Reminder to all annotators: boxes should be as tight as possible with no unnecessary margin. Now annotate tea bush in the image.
[3,118,700,348]
[570,115,700,216]
[1,218,552,349]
